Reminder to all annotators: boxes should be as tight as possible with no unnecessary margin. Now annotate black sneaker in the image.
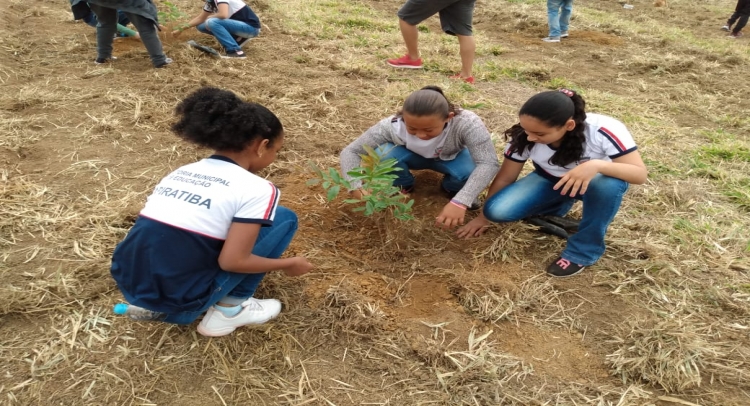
[94,56,117,64]
[224,50,247,59]
[539,215,580,233]
[234,35,252,48]
[155,57,173,69]
[525,217,569,239]
[546,257,586,278]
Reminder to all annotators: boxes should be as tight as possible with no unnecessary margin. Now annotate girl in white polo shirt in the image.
[457,89,647,278]
[111,87,312,337]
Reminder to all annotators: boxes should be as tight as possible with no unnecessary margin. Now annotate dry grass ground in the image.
[1,0,749,404]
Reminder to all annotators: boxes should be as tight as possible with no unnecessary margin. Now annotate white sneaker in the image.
[542,36,561,43]
[197,297,282,337]
[560,32,569,38]
[721,25,730,31]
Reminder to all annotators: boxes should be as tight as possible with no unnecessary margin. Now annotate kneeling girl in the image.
[340,86,500,229]
[111,87,312,336]
[457,89,647,277]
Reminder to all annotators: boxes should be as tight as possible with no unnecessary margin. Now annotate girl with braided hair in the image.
[111,87,312,336]
[457,90,647,278]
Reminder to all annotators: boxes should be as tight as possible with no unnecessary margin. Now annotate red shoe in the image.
[449,74,475,84]
[386,54,423,69]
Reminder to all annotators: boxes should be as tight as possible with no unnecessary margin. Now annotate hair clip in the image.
[558,88,575,97]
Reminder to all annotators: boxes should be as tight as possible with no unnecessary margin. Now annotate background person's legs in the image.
[390,0,452,66]
[731,13,749,34]
[559,0,574,35]
[88,4,118,61]
[122,12,168,67]
[456,35,475,78]
[546,0,564,38]
[439,0,476,78]
[399,19,420,60]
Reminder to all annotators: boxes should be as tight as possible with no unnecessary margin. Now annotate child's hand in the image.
[283,257,313,277]
[172,29,182,37]
[435,202,466,230]
[349,188,368,200]
[554,160,603,197]
[456,215,490,239]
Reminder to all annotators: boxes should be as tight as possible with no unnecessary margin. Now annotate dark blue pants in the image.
[163,207,299,325]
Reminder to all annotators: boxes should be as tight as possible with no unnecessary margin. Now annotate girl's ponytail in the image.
[550,89,586,167]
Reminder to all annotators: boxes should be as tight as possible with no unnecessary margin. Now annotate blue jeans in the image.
[197,18,260,52]
[163,206,298,324]
[547,0,573,37]
[483,171,628,266]
[376,143,476,194]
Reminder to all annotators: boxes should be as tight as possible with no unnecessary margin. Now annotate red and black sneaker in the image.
[546,257,586,278]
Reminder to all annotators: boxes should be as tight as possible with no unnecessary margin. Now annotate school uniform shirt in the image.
[340,110,500,207]
[503,113,637,181]
[110,155,279,314]
[203,0,261,28]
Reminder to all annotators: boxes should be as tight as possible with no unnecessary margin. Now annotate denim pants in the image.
[197,18,260,52]
[88,4,168,67]
[163,206,298,325]
[547,0,573,37]
[376,143,476,194]
[483,171,628,266]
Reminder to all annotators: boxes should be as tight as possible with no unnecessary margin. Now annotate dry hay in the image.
[459,275,583,331]
[606,316,750,393]
[322,278,388,335]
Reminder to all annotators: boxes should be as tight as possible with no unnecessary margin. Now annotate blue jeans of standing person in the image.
[197,18,260,52]
[547,0,573,37]
[88,4,168,67]
[376,143,476,194]
[483,171,629,266]
[163,207,298,325]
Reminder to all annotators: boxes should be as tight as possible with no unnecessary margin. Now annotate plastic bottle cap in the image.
[113,303,128,314]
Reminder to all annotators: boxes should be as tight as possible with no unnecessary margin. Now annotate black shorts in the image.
[397,0,476,36]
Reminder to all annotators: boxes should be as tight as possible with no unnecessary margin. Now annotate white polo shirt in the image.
[503,113,638,179]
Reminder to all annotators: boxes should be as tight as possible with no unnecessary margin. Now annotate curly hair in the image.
[397,85,461,118]
[171,87,283,152]
[505,90,587,168]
